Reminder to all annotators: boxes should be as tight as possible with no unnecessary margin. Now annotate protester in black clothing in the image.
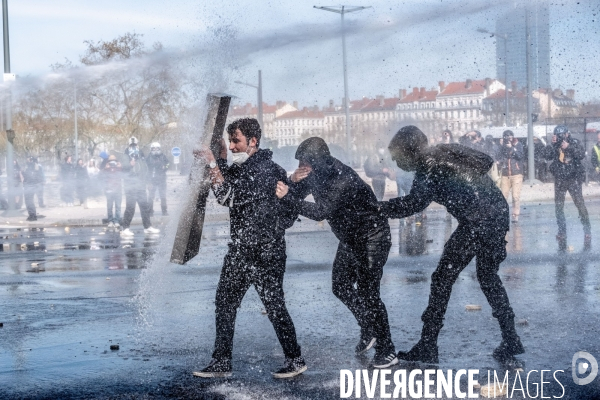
[146,142,170,216]
[120,137,158,236]
[60,156,75,206]
[193,118,306,379]
[276,137,397,369]
[543,125,591,250]
[22,157,44,221]
[379,125,523,366]
[75,159,89,208]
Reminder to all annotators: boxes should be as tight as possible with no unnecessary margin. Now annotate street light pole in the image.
[477,27,509,126]
[2,0,15,213]
[74,85,78,161]
[314,5,370,164]
[524,5,540,184]
[234,70,263,130]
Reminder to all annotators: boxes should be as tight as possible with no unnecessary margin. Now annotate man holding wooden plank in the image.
[192,118,307,379]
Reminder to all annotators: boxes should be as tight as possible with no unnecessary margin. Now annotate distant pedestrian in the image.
[364,141,394,201]
[103,155,123,228]
[120,137,159,236]
[0,163,7,210]
[543,125,591,250]
[75,159,89,208]
[498,130,524,222]
[60,156,75,206]
[590,132,600,183]
[12,160,23,209]
[22,157,44,221]
[146,142,170,216]
[34,157,46,208]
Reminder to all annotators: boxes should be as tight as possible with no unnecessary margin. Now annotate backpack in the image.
[424,143,493,182]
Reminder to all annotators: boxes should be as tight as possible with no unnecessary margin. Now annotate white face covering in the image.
[232,151,251,165]
[378,148,385,155]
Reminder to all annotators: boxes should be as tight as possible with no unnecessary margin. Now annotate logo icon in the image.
[572,351,598,385]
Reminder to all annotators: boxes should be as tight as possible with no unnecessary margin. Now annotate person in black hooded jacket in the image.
[276,137,397,369]
[379,125,524,367]
[542,125,590,250]
[193,118,306,380]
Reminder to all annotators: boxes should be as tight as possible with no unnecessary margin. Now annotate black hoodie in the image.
[380,144,509,229]
[214,149,296,245]
[285,157,388,244]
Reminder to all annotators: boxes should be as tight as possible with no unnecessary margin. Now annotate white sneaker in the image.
[120,228,134,237]
[107,222,115,228]
[144,227,160,234]
[114,222,120,228]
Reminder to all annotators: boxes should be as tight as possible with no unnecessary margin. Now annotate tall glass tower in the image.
[495,1,550,90]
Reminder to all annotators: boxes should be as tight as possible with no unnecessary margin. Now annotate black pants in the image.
[121,187,151,229]
[212,238,301,361]
[148,178,167,215]
[554,178,591,236]
[421,223,514,333]
[332,225,394,353]
[24,185,36,217]
[372,179,386,201]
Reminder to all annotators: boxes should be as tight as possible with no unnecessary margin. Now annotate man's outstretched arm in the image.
[379,172,432,219]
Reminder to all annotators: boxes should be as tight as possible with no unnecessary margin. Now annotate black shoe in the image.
[26,216,37,221]
[356,333,377,355]
[372,350,398,368]
[493,338,525,360]
[272,357,307,378]
[397,340,439,364]
[192,359,232,378]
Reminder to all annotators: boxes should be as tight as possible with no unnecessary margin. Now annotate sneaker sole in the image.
[372,357,399,369]
[356,337,377,355]
[192,371,232,378]
[271,365,308,379]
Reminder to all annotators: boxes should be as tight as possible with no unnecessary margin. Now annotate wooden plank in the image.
[170,94,231,265]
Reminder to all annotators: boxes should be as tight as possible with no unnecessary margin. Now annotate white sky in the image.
[7,0,600,107]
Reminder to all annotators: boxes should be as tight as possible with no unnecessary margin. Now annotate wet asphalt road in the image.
[1,200,600,399]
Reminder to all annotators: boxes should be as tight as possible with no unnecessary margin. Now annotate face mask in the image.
[151,149,160,155]
[378,148,385,155]
[232,151,250,165]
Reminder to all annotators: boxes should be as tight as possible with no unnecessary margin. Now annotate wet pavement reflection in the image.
[1,201,599,398]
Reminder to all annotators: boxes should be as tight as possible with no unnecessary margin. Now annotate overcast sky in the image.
[7,0,599,107]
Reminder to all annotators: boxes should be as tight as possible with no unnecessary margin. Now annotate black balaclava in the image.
[295,137,335,183]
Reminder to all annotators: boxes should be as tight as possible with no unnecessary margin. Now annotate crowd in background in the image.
[0,137,170,230]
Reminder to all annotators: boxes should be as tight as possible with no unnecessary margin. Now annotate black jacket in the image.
[122,146,147,189]
[285,157,388,244]
[497,140,525,177]
[543,137,585,182]
[146,153,170,181]
[213,149,296,245]
[380,144,509,230]
[22,163,44,186]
